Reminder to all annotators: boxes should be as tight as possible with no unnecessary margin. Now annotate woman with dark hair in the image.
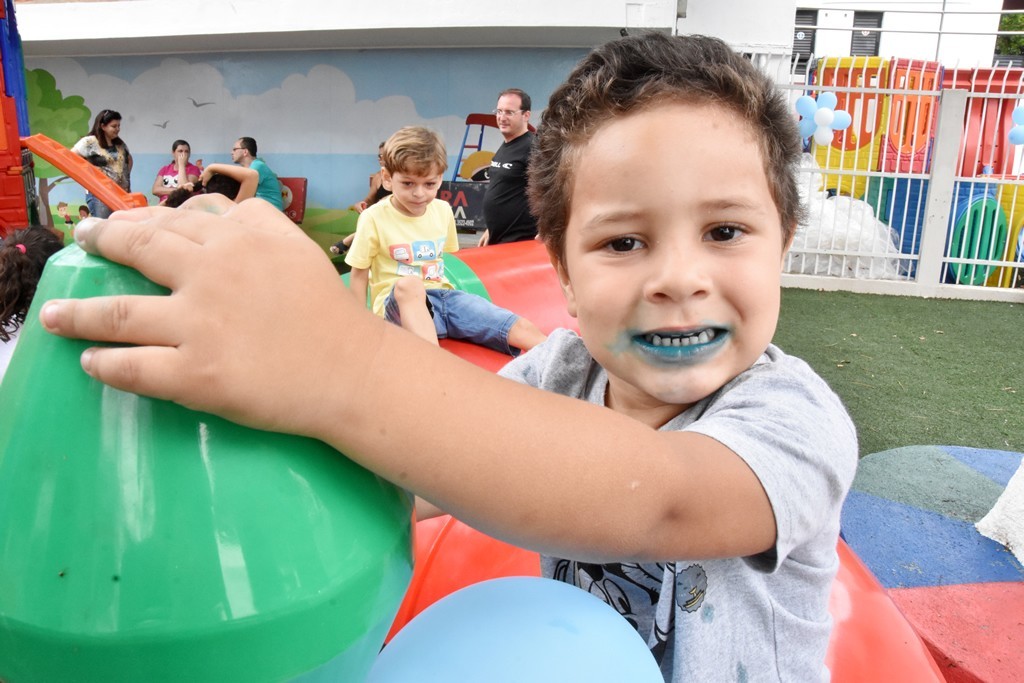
[0,227,65,381]
[72,109,133,219]
[152,139,202,204]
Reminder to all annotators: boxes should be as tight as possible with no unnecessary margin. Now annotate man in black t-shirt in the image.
[479,88,538,246]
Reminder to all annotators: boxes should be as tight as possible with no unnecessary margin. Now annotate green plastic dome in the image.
[0,245,413,682]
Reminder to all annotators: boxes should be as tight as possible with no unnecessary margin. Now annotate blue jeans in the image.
[85,193,113,219]
[384,287,520,355]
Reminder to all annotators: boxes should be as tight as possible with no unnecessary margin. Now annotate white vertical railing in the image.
[754,52,1024,302]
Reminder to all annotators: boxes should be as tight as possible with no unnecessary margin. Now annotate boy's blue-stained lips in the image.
[629,326,731,365]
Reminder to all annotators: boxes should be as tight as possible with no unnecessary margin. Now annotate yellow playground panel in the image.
[989,180,1024,287]
[813,57,891,199]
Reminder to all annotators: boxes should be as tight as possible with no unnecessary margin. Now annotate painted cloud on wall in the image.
[29,56,465,156]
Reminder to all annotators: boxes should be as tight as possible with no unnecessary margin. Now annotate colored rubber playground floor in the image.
[774,289,1022,458]
[841,445,1023,682]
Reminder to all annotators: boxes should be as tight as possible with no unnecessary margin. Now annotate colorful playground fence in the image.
[942,66,1024,178]
[789,58,1024,294]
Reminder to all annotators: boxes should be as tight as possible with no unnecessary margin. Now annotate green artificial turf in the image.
[774,289,1023,457]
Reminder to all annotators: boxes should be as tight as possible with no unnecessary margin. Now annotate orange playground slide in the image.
[21,134,148,212]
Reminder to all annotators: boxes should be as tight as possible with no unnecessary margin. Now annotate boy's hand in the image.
[39,197,377,436]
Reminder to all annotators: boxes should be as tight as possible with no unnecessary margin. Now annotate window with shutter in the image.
[852,11,882,56]
[793,9,816,75]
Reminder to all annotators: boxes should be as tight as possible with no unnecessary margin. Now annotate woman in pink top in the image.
[152,139,202,204]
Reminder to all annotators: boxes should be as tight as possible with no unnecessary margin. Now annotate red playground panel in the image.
[278,176,307,223]
[881,59,943,174]
[942,67,1024,177]
[0,59,30,235]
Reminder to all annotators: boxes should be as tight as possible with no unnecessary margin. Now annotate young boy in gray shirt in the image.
[45,32,857,682]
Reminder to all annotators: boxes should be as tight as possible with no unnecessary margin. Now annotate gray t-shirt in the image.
[499,329,858,682]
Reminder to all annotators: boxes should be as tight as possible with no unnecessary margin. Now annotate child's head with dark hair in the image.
[78,205,89,219]
[1,227,65,342]
[527,32,803,410]
[164,187,194,208]
[204,173,241,200]
[165,173,241,208]
[529,32,803,265]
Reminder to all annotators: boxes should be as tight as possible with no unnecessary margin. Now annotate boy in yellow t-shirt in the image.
[344,126,545,354]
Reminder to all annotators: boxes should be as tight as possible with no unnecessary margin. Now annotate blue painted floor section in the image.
[841,488,1024,589]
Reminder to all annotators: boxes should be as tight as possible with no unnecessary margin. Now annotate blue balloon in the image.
[832,110,853,130]
[799,117,818,139]
[366,577,664,683]
[795,95,818,119]
[817,92,838,111]
[1009,126,1024,146]
[1013,106,1024,126]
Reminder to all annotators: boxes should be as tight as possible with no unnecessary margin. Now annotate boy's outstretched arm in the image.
[40,199,776,565]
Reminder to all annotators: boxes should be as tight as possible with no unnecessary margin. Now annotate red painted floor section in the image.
[891,582,1024,683]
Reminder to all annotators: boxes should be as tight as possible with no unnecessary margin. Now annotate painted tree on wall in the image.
[24,68,91,226]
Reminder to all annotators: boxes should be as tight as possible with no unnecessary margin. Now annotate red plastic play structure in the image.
[393,239,945,682]
[0,0,146,238]
[944,66,1024,177]
[0,0,36,237]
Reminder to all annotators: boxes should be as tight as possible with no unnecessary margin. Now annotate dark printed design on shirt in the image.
[551,559,708,666]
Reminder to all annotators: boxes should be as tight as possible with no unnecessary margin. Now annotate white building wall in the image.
[16,0,682,55]
[801,1,1002,67]
[677,0,797,54]
[13,0,1009,68]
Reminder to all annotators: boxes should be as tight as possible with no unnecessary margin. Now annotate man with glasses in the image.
[478,88,538,246]
[229,137,284,210]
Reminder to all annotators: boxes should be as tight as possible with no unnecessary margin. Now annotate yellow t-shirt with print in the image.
[344,197,460,316]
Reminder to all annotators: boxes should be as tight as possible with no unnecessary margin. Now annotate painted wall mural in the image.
[26,47,586,240]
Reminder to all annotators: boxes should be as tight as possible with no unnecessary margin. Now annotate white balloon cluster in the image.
[796,93,853,147]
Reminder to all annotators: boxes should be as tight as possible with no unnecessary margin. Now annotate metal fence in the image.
[758,29,1024,302]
